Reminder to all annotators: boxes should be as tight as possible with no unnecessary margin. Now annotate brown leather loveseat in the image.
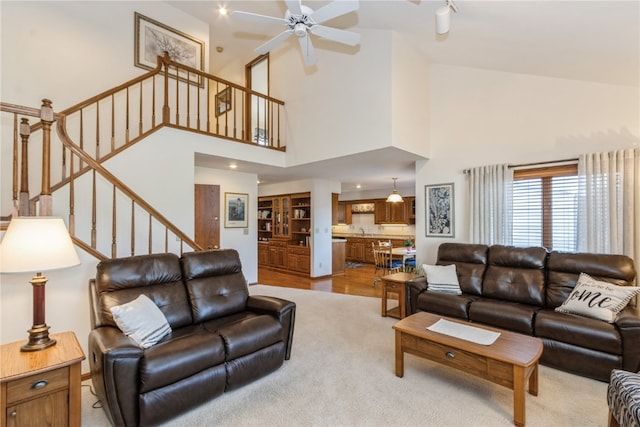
[406,243,639,382]
[88,249,296,426]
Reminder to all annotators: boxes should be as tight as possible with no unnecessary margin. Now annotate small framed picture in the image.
[225,192,248,228]
[134,12,204,86]
[215,87,232,116]
[425,183,454,237]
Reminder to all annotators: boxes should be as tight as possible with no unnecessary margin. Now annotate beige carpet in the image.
[82,285,609,426]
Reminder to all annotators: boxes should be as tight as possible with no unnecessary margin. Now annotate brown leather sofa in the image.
[406,243,639,382]
[88,249,296,426]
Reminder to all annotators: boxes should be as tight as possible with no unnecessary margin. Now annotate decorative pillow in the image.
[422,264,462,295]
[110,294,171,348]
[555,273,640,323]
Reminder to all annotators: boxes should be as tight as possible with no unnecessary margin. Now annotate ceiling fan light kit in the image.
[231,0,360,67]
[436,0,458,35]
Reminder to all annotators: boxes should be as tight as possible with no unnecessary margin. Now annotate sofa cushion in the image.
[139,327,226,393]
[436,243,488,296]
[110,294,171,348]
[546,251,638,309]
[423,264,462,294]
[96,253,193,329]
[416,292,476,320]
[482,245,547,307]
[469,299,538,334]
[182,249,250,323]
[555,273,640,323]
[535,309,622,354]
[217,315,283,360]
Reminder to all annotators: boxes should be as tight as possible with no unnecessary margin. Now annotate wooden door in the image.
[195,184,220,249]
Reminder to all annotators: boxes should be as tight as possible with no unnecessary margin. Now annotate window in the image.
[512,164,578,251]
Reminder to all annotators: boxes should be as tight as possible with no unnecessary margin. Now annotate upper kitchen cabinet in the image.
[332,194,352,225]
[374,200,408,224]
[337,202,352,224]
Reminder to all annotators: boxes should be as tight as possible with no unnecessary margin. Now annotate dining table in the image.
[391,247,416,270]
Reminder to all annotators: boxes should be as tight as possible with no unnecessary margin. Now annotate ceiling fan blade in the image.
[285,0,302,16]
[231,10,286,26]
[309,25,360,46]
[310,0,359,24]
[298,34,317,67]
[255,29,294,55]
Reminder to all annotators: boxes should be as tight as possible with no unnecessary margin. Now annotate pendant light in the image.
[386,178,403,203]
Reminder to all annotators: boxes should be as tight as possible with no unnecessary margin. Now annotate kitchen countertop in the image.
[332,233,414,240]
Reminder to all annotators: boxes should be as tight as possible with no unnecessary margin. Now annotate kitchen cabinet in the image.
[374,200,408,224]
[405,197,416,224]
[346,237,366,262]
[336,202,352,225]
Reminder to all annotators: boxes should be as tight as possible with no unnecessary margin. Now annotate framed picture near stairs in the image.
[225,193,248,228]
[134,12,204,87]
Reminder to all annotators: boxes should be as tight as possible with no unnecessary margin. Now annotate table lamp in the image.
[0,217,80,351]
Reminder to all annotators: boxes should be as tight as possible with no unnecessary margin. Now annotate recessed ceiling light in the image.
[229,164,237,169]
[356,184,361,189]
[218,5,228,16]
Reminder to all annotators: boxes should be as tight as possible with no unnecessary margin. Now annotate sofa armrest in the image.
[405,276,428,315]
[616,305,640,373]
[89,326,144,427]
[247,295,296,360]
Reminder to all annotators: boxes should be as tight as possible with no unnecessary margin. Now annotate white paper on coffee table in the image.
[427,319,501,345]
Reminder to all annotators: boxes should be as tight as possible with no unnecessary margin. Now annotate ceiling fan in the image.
[231,0,360,67]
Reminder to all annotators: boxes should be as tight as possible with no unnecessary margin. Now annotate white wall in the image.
[415,64,640,265]
[194,166,259,282]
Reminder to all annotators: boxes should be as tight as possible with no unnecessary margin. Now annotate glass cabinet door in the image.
[282,196,289,237]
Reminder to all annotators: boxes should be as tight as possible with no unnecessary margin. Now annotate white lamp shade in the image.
[436,5,451,34]
[0,217,80,273]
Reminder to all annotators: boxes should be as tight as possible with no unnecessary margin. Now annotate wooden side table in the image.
[381,272,422,319]
[1,331,85,427]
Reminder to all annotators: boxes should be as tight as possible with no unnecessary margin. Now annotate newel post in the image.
[19,118,31,216]
[39,99,54,216]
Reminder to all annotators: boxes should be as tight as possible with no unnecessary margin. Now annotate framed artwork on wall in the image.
[215,87,232,116]
[425,183,454,237]
[134,12,204,86]
[225,192,248,228]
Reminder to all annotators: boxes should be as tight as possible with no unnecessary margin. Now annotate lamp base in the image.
[21,324,56,352]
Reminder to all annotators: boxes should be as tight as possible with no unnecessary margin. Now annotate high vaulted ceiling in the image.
[169,0,639,192]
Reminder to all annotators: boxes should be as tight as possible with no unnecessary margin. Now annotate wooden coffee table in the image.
[393,312,543,427]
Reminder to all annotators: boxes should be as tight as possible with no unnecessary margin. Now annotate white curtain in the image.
[578,148,640,274]
[468,164,513,245]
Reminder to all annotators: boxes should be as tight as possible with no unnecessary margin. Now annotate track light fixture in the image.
[436,0,458,35]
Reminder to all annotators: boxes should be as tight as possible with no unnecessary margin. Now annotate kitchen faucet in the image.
[360,227,365,236]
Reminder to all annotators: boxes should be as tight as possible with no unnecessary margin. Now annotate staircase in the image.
[1,54,286,260]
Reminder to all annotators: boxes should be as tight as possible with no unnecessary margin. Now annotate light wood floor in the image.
[257,264,385,298]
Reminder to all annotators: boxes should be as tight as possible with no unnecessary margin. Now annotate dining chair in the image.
[372,242,403,276]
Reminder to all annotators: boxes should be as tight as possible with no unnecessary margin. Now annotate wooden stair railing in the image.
[28,54,285,215]
[1,100,202,259]
[3,53,286,257]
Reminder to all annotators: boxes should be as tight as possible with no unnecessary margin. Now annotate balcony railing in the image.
[2,53,285,259]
